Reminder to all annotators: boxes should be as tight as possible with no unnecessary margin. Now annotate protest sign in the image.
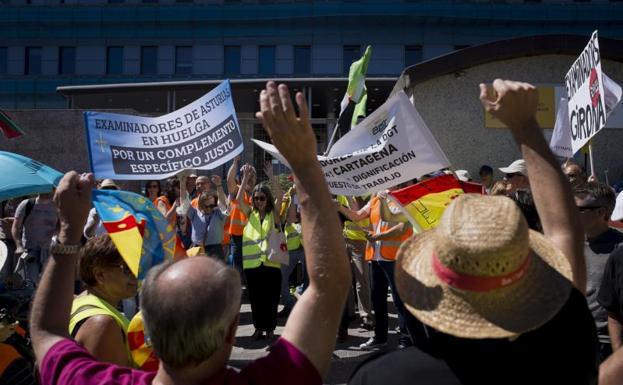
[254,91,450,196]
[550,73,622,158]
[565,31,607,155]
[85,80,243,180]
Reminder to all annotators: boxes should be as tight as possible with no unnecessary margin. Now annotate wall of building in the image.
[409,54,623,183]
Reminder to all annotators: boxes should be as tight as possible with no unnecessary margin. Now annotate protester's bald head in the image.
[563,161,586,188]
[141,257,241,367]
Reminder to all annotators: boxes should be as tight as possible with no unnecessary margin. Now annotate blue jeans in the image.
[370,260,410,344]
[280,247,306,308]
[229,235,243,273]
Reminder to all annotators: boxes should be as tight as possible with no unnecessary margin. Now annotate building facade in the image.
[1,0,622,182]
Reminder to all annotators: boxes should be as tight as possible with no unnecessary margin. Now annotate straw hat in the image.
[395,194,572,339]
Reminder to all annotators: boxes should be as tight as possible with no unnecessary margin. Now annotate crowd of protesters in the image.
[1,79,623,385]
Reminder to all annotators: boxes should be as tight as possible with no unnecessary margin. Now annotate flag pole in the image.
[588,142,596,177]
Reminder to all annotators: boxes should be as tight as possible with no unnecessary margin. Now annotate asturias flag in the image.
[0,111,25,139]
[92,189,176,280]
[389,174,464,231]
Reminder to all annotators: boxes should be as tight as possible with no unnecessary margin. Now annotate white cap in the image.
[455,170,471,182]
[499,159,527,176]
[612,192,623,221]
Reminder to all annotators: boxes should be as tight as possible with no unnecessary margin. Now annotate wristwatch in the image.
[50,235,81,255]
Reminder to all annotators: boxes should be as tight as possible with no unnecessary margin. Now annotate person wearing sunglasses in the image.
[237,163,283,340]
[186,175,229,260]
[69,235,137,367]
[144,180,179,224]
[572,182,623,362]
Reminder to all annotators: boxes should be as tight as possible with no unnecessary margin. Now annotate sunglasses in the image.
[505,173,523,179]
[203,204,217,209]
[577,205,602,213]
[253,196,267,202]
[147,185,159,189]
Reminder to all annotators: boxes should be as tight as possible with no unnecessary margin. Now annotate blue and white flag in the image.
[84,80,244,180]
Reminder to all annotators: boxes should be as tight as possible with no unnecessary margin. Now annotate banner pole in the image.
[588,142,596,177]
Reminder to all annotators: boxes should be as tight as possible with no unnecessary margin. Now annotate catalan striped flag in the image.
[92,189,176,280]
[389,174,464,231]
[0,111,25,139]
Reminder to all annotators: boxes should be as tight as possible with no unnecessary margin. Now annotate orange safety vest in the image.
[0,344,21,376]
[229,189,251,236]
[364,196,413,262]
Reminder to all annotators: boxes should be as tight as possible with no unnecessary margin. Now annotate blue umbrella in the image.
[0,151,63,201]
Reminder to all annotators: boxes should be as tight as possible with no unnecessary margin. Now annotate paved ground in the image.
[229,291,402,385]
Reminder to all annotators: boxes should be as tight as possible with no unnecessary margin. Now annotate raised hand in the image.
[255,81,317,170]
[54,172,95,244]
[210,175,222,187]
[479,79,538,130]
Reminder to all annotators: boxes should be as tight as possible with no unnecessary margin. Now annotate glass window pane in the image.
[107,46,124,74]
[343,45,360,75]
[25,47,42,75]
[258,46,275,75]
[108,0,125,3]
[59,46,76,75]
[141,46,158,75]
[0,48,7,75]
[294,45,310,74]
[175,46,192,75]
[224,46,240,75]
[404,45,422,67]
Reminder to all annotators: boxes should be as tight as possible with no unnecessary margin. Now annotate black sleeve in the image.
[598,248,623,319]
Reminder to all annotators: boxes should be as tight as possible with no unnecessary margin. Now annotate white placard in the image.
[254,91,450,195]
[84,80,243,180]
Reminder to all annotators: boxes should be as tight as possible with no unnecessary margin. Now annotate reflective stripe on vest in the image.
[242,211,280,269]
[364,196,413,261]
[229,190,251,236]
[285,223,302,251]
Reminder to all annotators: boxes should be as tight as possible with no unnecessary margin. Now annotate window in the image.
[294,45,311,74]
[142,0,158,3]
[454,45,470,51]
[108,0,125,3]
[404,45,422,67]
[175,46,192,75]
[59,47,76,75]
[258,46,275,75]
[176,0,193,2]
[141,46,158,75]
[0,47,7,75]
[343,45,361,75]
[224,45,240,75]
[107,46,124,74]
[25,47,42,75]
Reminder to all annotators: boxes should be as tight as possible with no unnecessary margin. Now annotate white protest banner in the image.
[253,91,450,195]
[84,80,243,180]
[551,73,622,158]
[565,31,607,154]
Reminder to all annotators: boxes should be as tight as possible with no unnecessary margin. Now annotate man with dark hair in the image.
[479,165,494,194]
[350,79,595,385]
[573,182,622,361]
[29,81,351,385]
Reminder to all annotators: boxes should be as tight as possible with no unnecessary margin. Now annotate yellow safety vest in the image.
[337,195,370,241]
[285,223,302,251]
[242,211,281,270]
[69,294,132,364]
